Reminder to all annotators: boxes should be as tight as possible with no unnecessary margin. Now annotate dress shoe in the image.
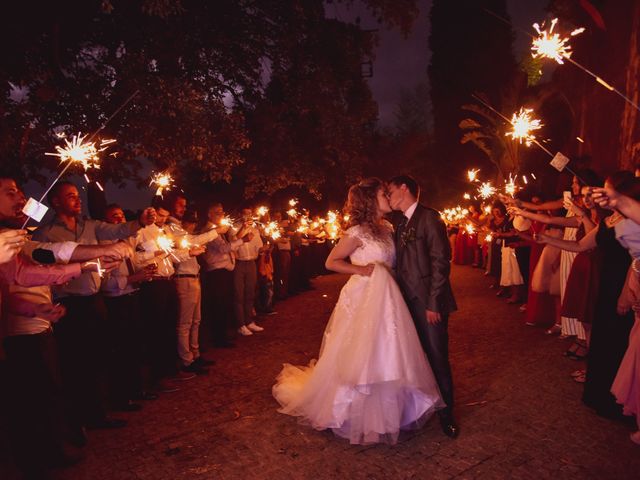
[182,362,208,375]
[113,400,143,412]
[194,356,215,367]
[86,416,127,430]
[238,325,253,336]
[66,426,88,448]
[439,414,459,439]
[247,322,264,332]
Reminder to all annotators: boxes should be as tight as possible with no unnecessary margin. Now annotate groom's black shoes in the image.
[438,412,459,439]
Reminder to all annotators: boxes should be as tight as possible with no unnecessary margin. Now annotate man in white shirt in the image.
[234,207,265,336]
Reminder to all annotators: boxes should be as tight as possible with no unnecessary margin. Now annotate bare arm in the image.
[592,187,640,225]
[325,235,373,276]
[508,207,580,227]
[537,227,597,253]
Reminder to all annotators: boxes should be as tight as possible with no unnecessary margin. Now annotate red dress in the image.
[525,221,556,327]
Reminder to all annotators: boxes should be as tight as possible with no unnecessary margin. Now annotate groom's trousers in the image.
[406,297,454,413]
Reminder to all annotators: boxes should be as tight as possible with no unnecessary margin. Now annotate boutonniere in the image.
[401,226,416,246]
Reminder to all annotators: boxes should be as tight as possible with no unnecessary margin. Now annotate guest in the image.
[234,207,265,336]
[32,181,156,444]
[200,202,243,348]
[537,172,636,420]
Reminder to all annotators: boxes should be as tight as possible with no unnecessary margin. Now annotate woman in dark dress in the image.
[537,173,636,419]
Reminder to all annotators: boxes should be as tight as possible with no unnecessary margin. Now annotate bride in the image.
[272,178,444,444]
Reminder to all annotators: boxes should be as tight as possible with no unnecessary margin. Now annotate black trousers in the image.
[138,279,179,382]
[3,330,66,472]
[406,297,454,413]
[273,249,291,299]
[103,293,144,403]
[56,295,108,428]
[202,268,235,345]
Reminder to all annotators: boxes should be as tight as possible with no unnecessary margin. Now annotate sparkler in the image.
[465,223,476,235]
[485,233,493,243]
[506,108,542,146]
[484,205,492,215]
[220,216,233,227]
[149,172,174,197]
[530,18,639,112]
[467,169,480,182]
[256,206,269,217]
[179,237,191,249]
[531,18,584,65]
[504,174,517,196]
[86,258,105,278]
[478,182,497,200]
[264,221,281,240]
[463,193,471,200]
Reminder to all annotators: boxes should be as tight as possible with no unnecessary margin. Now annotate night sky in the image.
[23,0,550,214]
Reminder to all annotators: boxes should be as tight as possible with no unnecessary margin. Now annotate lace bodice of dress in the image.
[346,224,395,269]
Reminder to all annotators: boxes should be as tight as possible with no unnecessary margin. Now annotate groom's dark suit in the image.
[394,203,457,413]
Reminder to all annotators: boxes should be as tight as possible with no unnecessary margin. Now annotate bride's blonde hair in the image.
[344,177,387,238]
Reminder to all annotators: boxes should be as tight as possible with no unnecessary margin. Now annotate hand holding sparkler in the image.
[0,229,28,263]
[139,208,157,227]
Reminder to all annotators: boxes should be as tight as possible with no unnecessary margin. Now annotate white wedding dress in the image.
[272,224,444,444]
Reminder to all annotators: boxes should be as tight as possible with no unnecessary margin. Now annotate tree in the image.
[0,0,418,201]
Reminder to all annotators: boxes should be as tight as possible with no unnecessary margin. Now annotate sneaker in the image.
[169,370,196,381]
[247,322,264,332]
[182,362,209,375]
[238,325,253,336]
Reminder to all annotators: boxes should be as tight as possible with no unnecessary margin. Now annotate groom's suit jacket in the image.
[394,204,457,315]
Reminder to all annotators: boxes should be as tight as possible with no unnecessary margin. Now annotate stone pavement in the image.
[2,264,640,479]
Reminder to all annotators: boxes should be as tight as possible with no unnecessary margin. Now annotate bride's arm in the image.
[325,235,374,276]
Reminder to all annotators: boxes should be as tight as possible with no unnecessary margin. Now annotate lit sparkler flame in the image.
[531,18,584,65]
[179,237,190,249]
[505,174,517,196]
[463,193,471,200]
[343,214,350,223]
[506,107,542,146]
[288,199,298,207]
[467,169,480,182]
[45,132,114,171]
[477,182,497,199]
[86,258,105,278]
[485,233,493,243]
[156,235,174,252]
[264,221,281,240]
[484,205,492,215]
[465,223,476,235]
[220,216,233,227]
[150,172,174,197]
[256,206,269,217]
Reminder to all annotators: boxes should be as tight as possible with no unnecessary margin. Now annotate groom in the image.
[387,175,459,438]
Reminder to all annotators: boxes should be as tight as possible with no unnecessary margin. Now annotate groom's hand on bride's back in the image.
[359,264,375,276]
[425,309,442,324]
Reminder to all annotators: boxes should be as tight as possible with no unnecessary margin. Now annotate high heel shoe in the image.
[545,324,561,335]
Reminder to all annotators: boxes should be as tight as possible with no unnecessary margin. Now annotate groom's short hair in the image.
[389,175,420,199]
